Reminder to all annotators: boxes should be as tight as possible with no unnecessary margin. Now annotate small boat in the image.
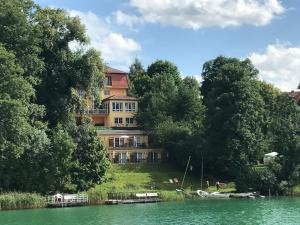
[196,190,230,199]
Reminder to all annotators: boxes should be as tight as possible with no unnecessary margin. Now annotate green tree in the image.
[147,60,181,85]
[0,45,35,190]
[128,58,150,97]
[70,118,109,191]
[0,0,43,85]
[271,94,300,186]
[202,56,266,176]
[0,1,109,193]
[34,7,103,127]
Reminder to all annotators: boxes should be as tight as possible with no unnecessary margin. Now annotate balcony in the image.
[109,143,147,149]
[85,109,108,115]
[111,123,137,128]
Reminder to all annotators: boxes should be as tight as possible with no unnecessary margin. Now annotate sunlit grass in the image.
[87,163,236,204]
[0,193,46,210]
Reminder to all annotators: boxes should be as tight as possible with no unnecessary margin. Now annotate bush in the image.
[0,193,46,210]
[235,167,278,195]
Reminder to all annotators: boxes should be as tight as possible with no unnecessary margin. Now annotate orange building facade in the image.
[77,67,162,163]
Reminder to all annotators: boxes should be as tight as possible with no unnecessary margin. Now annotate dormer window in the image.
[106,76,112,86]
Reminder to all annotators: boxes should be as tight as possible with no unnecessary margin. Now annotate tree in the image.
[0,45,34,190]
[271,94,300,187]
[202,56,266,177]
[34,8,103,127]
[133,59,206,168]
[147,60,181,85]
[0,0,109,193]
[70,118,109,191]
[128,58,150,97]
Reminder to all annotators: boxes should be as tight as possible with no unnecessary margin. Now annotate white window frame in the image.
[126,117,134,124]
[125,102,136,112]
[112,102,123,112]
[114,117,123,124]
[106,76,112,86]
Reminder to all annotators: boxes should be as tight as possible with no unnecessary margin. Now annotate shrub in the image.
[0,193,46,210]
[235,167,278,195]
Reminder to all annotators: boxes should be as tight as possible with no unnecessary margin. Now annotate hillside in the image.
[87,163,235,203]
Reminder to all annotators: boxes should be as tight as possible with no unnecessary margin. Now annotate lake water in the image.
[1,198,300,225]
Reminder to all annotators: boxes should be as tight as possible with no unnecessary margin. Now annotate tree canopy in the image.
[0,0,108,193]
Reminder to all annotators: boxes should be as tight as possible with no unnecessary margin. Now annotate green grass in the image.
[0,193,46,210]
[87,163,236,204]
[293,184,300,196]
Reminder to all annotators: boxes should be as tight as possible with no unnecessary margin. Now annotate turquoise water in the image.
[1,198,300,225]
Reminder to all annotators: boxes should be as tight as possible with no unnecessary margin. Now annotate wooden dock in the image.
[105,192,161,205]
[46,194,88,208]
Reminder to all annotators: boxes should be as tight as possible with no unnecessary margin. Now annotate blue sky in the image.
[36,0,300,91]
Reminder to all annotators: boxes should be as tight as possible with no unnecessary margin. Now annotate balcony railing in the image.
[111,123,137,128]
[109,143,147,149]
[85,109,108,115]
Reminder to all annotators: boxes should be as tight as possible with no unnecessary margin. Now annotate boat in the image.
[196,190,230,199]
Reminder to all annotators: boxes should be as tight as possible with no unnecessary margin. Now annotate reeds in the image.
[0,192,46,210]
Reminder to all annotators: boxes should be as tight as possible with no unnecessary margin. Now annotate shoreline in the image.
[1,191,300,211]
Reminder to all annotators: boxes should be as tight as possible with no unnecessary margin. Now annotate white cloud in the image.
[113,10,142,28]
[68,10,141,65]
[118,0,285,30]
[249,43,300,91]
[98,33,141,63]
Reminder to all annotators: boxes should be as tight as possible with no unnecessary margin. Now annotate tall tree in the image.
[202,56,266,176]
[0,0,109,193]
[128,58,150,97]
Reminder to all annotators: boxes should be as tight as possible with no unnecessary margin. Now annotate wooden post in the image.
[181,155,191,189]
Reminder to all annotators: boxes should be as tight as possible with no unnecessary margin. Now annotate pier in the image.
[46,194,88,208]
[105,192,161,205]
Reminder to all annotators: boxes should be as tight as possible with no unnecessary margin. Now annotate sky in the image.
[35,0,300,91]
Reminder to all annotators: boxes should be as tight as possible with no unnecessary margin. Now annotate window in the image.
[114,137,124,148]
[106,76,112,86]
[100,103,108,113]
[133,136,141,147]
[125,102,136,112]
[109,138,114,147]
[114,117,123,124]
[112,102,123,112]
[104,88,110,96]
[137,152,143,162]
[126,118,134,124]
[114,138,119,147]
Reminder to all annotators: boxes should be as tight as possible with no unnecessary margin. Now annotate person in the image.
[206,180,209,190]
[216,181,220,191]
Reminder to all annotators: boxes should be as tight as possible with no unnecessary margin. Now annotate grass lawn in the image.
[294,184,300,196]
[87,163,235,204]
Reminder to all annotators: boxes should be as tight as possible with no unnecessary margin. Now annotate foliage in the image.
[202,56,267,176]
[0,193,46,210]
[235,167,278,195]
[0,0,108,194]
[131,59,206,169]
[70,118,109,191]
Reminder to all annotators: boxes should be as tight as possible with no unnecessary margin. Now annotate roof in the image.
[105,66,127,74]
[97,129,145,135]
[288,90,300,101]
[102,95,138,101]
